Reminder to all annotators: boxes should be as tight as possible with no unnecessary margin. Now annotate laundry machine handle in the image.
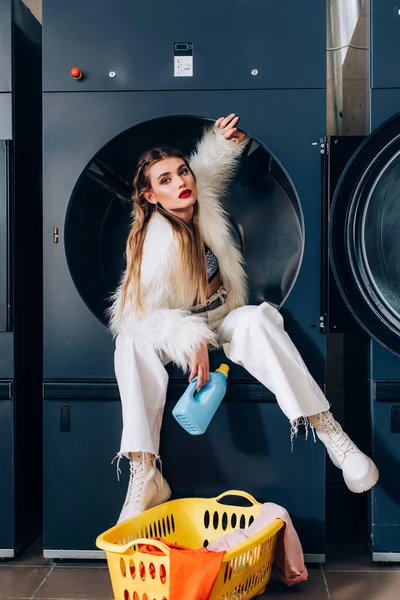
[5,140,12,332]
[320,137,329,334]
[0,140,12,332]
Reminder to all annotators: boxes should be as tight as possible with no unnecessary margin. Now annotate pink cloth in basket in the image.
[207,502,308,586]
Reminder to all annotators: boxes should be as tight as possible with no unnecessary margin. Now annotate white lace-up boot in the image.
[117,452,171,524]
[310,411,379,493]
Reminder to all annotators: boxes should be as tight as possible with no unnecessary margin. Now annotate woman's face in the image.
[144,157,198,219]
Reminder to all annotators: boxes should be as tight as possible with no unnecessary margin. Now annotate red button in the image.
[70,67,83,80]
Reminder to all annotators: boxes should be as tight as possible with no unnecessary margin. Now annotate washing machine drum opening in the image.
[330,116,400,355]
[64,116,303,327]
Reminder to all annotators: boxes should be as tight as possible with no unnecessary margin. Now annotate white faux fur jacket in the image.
[109,126,249,371]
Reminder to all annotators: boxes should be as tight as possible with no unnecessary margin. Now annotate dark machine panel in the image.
[371,90,400,130]
[371,384,400,554]
[43,396,325,556]
[0,398,14,550]
[43,0,327,558]
[43,399,125,551]
[371,1,400,89]
[43,90,326,382]
[0,0,42,557]
[43,88,328,555]
[43,0,325,92]
[327,136,365,333]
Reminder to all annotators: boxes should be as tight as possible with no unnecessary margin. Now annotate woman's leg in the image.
[114,333,171,522]
[115,333,169,457]
[217,302,379,493]
[218,303,329,421]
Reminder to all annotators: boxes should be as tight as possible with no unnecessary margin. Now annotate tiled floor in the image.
[1,537,400,600]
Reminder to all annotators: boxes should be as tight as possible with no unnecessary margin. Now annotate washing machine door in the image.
[65,116,302,327]
[329,114,400,356]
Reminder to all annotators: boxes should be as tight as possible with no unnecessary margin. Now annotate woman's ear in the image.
[143,189,156,204]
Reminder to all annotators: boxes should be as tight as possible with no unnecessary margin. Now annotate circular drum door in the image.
[330,114,400,356]
[65,115,303,328]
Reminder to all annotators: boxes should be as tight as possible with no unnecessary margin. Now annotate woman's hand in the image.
[215,113,247,145]
[189,342,210,390]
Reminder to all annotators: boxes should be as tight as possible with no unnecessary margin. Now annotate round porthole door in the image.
[64,115,303,325]
[330,114,400,356]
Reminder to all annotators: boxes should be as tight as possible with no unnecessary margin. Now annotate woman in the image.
[110,114,379,524]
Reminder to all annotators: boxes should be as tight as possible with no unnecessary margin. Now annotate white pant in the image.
[114,298,330,457]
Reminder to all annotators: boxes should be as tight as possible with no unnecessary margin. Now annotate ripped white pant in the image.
[114,295,330,457]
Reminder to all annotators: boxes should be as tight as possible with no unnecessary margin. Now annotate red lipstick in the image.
[179,189,192,199]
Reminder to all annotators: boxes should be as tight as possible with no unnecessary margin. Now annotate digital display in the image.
[174,42,193,77]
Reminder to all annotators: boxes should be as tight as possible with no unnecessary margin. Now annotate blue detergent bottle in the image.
[172,363,230,435]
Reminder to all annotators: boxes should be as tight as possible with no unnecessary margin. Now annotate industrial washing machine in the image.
[0,0,42,557]
[42,0,328,559]
[329,0,400,561]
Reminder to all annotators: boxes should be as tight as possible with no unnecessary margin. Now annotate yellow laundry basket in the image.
[96,490,284,600]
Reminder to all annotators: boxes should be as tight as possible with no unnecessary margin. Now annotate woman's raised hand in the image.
[215,113,247,145]
[189,342,210,391]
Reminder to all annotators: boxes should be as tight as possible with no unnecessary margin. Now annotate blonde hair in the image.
[119,147,208,317]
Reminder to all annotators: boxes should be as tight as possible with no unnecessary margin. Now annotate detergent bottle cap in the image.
[215,363,230,378]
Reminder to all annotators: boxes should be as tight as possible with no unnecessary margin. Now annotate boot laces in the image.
[125,460,146,506]
[320,415,355,458]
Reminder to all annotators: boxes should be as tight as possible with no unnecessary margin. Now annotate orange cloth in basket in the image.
[138,537,225,600]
